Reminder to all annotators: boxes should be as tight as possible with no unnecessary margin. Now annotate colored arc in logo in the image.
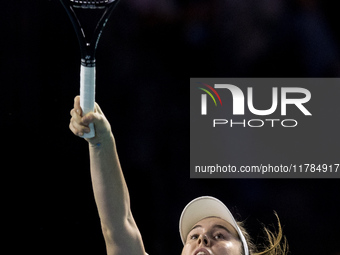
[197,83,222,106]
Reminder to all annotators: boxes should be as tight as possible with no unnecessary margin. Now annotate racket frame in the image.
[60,0,120,138]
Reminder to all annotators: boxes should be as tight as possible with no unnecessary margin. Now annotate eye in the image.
[190,234,199,240]
[214,233,224,240]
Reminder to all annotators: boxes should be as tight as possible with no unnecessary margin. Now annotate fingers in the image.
[73,96,82,116]
[94,102,103,115]
[70,96,111,139]
[73,95,102,115]
[69,107,91,137]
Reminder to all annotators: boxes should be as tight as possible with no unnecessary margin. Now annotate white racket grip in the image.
[80,65,96,139]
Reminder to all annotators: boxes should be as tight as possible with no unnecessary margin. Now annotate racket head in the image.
[62,0,117,9]
[59,0,120,64]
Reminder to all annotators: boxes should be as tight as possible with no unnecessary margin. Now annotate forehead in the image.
[191,217,239,237]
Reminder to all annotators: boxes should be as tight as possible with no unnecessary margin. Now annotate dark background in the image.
[2,0,340,254]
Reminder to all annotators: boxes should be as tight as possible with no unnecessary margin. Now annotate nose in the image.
[198,234,210,247]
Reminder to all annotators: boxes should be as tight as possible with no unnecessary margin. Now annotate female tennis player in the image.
[69,96,288,255]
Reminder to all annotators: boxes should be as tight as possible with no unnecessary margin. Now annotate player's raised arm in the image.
[69,96,146,255]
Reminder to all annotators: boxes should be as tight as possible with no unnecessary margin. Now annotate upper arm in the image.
[102,215,146,255]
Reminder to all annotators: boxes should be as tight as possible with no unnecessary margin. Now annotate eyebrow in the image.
[190,224,202,232]
[189,224,232,234]
[213,224,232,234]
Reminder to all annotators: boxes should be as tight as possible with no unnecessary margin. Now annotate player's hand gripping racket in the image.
[60,0,120,138]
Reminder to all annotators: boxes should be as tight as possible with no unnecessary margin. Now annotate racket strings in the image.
[72,7,105,42]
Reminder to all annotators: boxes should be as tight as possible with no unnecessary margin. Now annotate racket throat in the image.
[80,43,96,67]
[81,58,96,67]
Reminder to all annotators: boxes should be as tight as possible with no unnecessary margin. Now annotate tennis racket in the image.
[60,0,120,138]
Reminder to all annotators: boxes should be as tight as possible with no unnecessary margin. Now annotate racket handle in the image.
[80,65,96,139]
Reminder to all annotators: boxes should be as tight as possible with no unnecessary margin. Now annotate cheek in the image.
[181,243,192,255]
[213,241,242,255]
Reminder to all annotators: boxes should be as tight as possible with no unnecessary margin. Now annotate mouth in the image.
[194,248,211,255]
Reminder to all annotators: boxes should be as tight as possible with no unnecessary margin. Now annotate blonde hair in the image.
[237,212,288,255]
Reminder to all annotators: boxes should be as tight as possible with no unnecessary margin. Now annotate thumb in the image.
[81,112,97,126]
[82,111,111,138]
[81,102,104,126]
